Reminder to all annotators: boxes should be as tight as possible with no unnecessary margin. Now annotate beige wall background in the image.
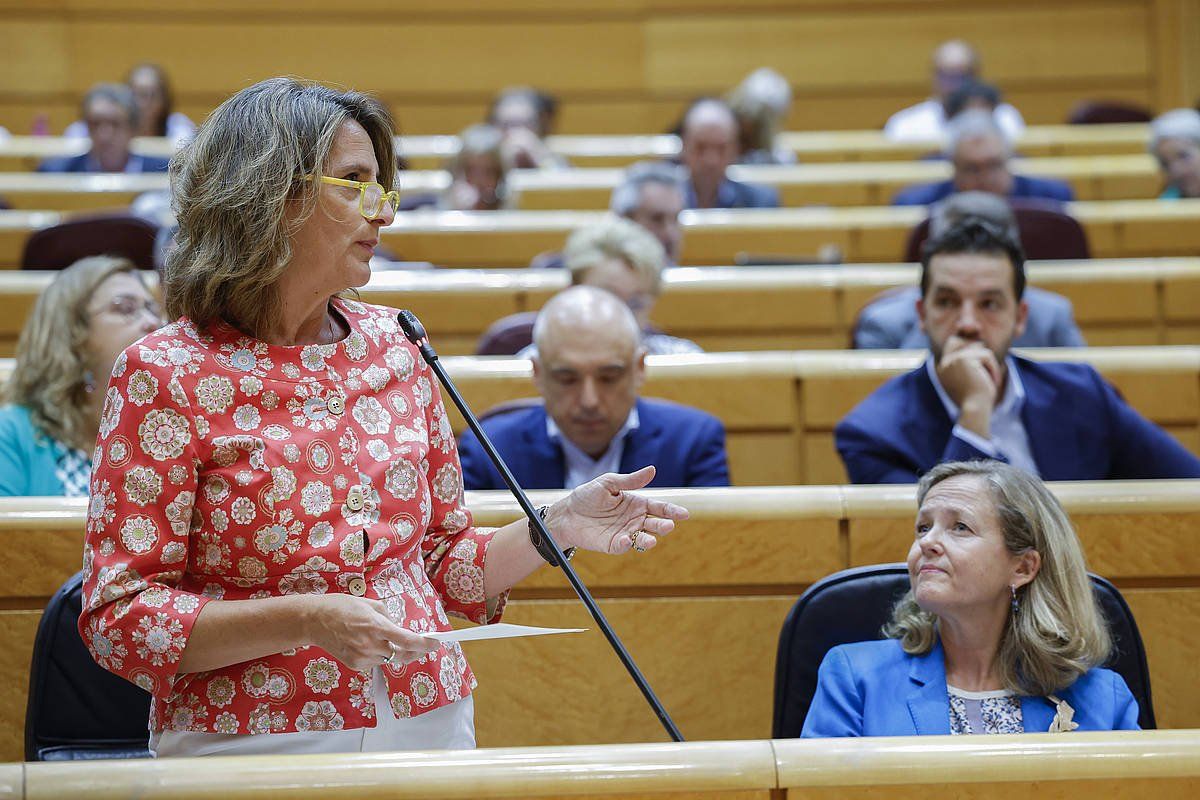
[0,0,1197,136]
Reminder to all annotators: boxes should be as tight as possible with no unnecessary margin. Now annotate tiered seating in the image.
[0,482,1196,759]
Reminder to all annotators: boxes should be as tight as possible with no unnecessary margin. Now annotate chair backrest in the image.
[772,563,1156,738]
[21,213,157,270]
[25,571,152,761]
[475,311,539,356]
[1067,101,1153,125]
[902,200,1091,263]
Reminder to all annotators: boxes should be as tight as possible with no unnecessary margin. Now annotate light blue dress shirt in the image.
[546,407,640,489]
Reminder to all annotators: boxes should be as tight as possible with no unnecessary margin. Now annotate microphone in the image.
[397,309,684,743]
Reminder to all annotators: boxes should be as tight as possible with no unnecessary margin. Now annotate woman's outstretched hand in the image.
[547,466,690,554]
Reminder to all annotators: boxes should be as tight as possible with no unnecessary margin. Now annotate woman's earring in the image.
[1010,585,1020,615]
[83,371,97,394]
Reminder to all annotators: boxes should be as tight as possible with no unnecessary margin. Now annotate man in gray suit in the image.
[853,192,1085,349]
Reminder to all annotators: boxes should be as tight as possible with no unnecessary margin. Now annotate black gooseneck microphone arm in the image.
[397,309,684,743]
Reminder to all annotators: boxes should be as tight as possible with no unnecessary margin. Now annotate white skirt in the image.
[150,667,476,757]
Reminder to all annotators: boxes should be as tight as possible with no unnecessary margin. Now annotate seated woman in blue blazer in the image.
[803,460,1139,737]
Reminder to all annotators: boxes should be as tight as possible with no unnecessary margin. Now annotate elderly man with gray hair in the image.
[458,286,730,491]
[892,110,1073,206]
[854,192,1085,350]
[1148,108,1200,199]
[610,160,688,264]
[38,83,171,174]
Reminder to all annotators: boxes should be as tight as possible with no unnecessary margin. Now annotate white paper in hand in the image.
[426,623,585,644]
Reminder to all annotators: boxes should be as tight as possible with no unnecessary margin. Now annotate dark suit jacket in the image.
[37,153,171,174]
[457,398,730,490]
[835,355,1200,483]
[853,286,1086,349]
[801,638,1139,737]
[892,174,1074,206]
[684,178,779,209]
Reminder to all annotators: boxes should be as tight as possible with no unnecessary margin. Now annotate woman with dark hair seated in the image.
[803,459,1139,737]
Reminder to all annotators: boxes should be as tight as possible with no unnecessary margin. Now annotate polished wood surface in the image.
[373,200,1200,268]
[1,483,1198,760]
[2,1,1193,134]
[3,733,1198,799]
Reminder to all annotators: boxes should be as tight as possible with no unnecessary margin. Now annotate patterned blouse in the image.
[79,299,507,736]
[947,685,1025,735]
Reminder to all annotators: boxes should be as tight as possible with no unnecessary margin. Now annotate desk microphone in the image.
[397,309,684,743]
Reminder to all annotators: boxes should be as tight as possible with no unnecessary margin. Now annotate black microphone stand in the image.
[397,309,685,743]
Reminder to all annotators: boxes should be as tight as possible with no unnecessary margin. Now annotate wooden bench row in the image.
[1,345,1197,486]
[0,153,1167,214]
[9,733,1200,799]
[1,258,1197,357]
[4,199,1200,268]
[0,123,1152,173]
[0,481,1196,762]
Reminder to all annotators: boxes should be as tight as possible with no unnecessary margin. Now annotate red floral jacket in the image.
[79,299,506,735]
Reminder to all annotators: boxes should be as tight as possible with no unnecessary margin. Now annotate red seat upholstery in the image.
[21,213,157,270]
[1067,101,1153,125]
[903,200,1091,263]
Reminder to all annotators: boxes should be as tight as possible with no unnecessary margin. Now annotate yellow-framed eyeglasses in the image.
[312,175,401,219]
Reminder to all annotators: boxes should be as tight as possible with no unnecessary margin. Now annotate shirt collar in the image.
[925,354,1025,420]
[546,405,641,463]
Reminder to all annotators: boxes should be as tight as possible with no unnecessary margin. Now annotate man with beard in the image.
[836,218,1200,483]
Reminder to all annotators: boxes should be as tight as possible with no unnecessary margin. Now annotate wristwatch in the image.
[529,505,576,566]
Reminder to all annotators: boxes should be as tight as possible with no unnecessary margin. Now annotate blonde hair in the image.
[164,77,396,338]
[885,460,1112,697]
[563,216,666,295]
[6,256,142,449]
[726,68,792,154]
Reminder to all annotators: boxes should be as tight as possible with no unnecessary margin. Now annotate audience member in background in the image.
[65,64,195,145]
[1148,108,1200,199]
[559,217,700,354]
[459,286,729,490]
[0,256,161,496]
[892,110,1072,206]
[610,160,687,264]
[41,83,170,173]
[836,219,1200,484]
[803,459,1139,737]
[679,98,779,209]
[487,85,566,169]
[885,40,1025,143]
[942,80,1003,124]
[440,124,510,210]
[726,67,797,165]
[854,193,1084,349]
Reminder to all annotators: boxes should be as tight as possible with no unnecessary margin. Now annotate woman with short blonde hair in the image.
[564,216,665,295]
[0,255,161,496]
[803,460,1138,737]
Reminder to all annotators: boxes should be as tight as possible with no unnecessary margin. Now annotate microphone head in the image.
[397,309,427,344]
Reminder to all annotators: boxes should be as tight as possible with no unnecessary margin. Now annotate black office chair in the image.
[772,563,1155,738]
[25,571,152,761]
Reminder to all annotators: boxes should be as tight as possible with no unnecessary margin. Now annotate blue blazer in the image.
[892,174,1074,206]
[684,178,779,209]
[801,639,1140,737]
[457,398,730,490]
[37,153,170,174]
[853,286,1086,350]
[835,355,1200,483]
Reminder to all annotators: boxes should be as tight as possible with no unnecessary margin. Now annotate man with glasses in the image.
[892,110,1073,206]
[884,39,1026,143]
[39,84,170,174]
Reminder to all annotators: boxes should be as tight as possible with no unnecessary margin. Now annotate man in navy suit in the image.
[836,218,1200,483]
[38,83,170,174]
[892,109,1072,207]
[458,286,730,490]
[680,99,779,210]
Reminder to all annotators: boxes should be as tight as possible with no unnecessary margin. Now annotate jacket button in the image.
[348,577,367,596]
[327,396,345,415]
[346,486,366,512]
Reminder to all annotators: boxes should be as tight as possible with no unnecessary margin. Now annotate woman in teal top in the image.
[1149,109,1200,200]
[0,256,163,496]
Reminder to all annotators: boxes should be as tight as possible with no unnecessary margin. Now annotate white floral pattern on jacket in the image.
[79,299,505,735]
